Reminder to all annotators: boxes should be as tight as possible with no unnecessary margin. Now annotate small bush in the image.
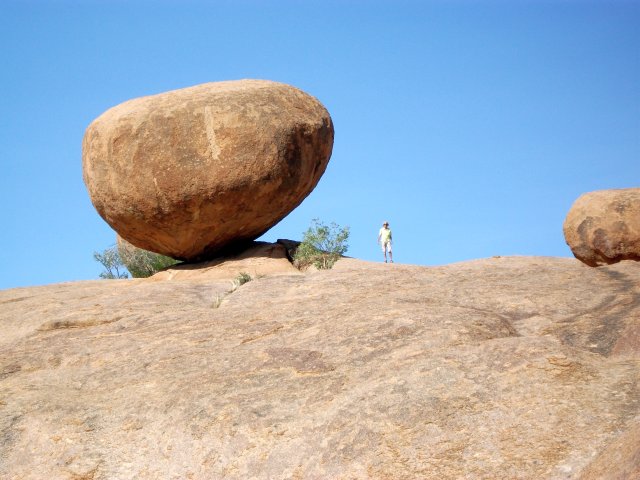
[117,236,179,278]
[230,272,252,292]
[212,273,252,308]
[93,246,128,279]
[293,219,350,270]
[235,272,252,286]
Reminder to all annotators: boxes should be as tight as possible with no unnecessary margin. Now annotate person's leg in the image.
[381,243,387,262]
[388,243,393,263]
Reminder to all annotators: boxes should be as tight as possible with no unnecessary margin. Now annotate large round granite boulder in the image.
[83,80,333,260]
[563,188,640,266]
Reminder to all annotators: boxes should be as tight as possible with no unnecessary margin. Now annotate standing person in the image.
[378,221,393,263]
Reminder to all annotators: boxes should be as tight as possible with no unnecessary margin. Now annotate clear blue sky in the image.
[1,0,638,290]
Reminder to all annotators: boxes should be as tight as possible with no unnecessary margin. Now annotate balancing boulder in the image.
[83,80,333,260]
[563,188,640,266]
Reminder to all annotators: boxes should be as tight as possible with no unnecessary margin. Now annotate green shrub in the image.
[93,246,128,279]
[230,272,252,292]
[293,219,350,270]
[117,236,180,278]
[234,272,252,286]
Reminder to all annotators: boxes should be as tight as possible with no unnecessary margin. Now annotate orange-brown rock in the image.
[1,253,639,479]
[82,80,333,260]
[564,188,640,266]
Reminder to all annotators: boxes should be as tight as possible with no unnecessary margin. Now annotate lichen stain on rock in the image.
[38,316,122,331]
[265,348,336,374]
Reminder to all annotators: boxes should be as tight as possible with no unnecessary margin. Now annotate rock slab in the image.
[564,188,640,266]
[1,255,639,479]
[83,80,333,260]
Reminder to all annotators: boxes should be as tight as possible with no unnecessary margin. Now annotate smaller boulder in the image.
[563,188,640,266]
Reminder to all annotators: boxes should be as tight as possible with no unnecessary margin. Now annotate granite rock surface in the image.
[1,254,639,479]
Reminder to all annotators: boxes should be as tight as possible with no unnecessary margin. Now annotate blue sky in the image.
[1,0,638,289]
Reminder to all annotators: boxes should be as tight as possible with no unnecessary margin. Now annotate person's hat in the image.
[383,221,389,226]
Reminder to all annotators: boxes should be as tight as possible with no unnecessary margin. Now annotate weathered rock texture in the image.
[83,80,333,260]
[564,188,640,266]
[1,255,639,479]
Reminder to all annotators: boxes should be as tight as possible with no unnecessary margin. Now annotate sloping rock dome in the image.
[1,255,639,478]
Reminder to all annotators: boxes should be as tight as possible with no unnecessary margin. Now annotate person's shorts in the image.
[381,241,392,253]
